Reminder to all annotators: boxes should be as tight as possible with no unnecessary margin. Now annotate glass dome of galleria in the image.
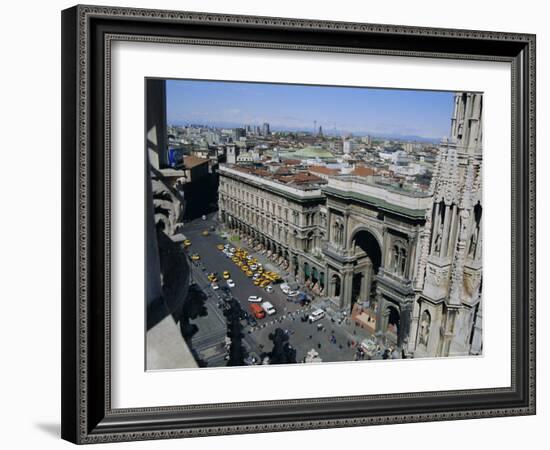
[281,146,335,160]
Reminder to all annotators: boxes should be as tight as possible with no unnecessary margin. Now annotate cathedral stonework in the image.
[410,92,483,358]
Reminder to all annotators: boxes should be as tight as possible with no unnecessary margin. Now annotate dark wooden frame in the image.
[61,4,536,444]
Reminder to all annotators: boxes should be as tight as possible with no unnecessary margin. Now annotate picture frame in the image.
[61,4,536,444]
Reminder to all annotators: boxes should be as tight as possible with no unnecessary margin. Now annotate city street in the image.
[178,212,375,367]
[183,213,301,316]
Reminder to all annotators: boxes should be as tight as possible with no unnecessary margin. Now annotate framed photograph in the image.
[61,5,536,444]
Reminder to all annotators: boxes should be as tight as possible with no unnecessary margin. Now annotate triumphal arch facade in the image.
[322,177,431,348]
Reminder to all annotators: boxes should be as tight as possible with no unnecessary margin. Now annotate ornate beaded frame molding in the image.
[61,4,536,444]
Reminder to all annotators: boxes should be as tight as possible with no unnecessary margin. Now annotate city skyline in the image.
[166,79,456,141]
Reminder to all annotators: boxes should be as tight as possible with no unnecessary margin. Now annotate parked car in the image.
[249,303,266,319]
[261,301,276,316]
[211,282,219,290]
[227,279,236,288]
[247,295,262,303]
[265,285,274,293]
[308,309,325,323]
[207,273,218,282]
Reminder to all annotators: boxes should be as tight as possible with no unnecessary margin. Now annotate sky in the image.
[166,79,456,141]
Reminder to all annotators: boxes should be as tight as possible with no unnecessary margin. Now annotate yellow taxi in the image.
[253,279,261,286]
[245,270,253,277]
[190,253,200,261]
[216,244,225,251]
[183,239,191,248]
[201,230,209,237]
[223,271,230,280]
[207,273,218,282]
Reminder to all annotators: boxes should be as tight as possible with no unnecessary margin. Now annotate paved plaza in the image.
[177,213,383,367]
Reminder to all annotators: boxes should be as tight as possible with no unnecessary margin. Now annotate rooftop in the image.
[183,155,209,168]
[219,164,325,201]
[309,165,340,176]
[351,166,376,177]
[324,175,431,218]
[281,146,335,160]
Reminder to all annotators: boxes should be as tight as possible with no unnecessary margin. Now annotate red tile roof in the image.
[308,165,339,176]
[183,155,209,168]
[291,172,324,184]
[352,166,376,177]
[282,159,301,166]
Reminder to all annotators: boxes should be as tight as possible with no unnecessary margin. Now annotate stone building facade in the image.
[218,166,328,291]
[217,91,483,358]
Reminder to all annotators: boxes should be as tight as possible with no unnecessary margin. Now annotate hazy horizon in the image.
[166,79,456,141]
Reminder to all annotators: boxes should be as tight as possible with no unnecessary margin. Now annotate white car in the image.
[265,285,273,293]
[280,283,290,294]
[261,301,276,315]
[211,282,219,290]
[227,279,236,288]
[308,309,325,323]
[247,295,263,303]
[252,273,261,280]
[250,264,258,271]
[287,290,299,297]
